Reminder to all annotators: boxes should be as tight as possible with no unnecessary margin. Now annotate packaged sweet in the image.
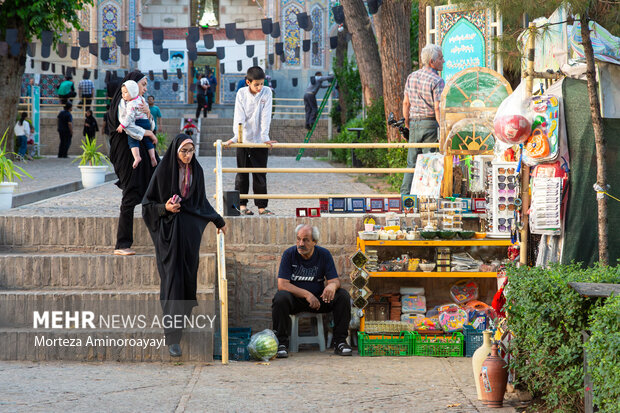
[401,313,425,324]
[399,287,425,295]
[438,307,468,332]
[450,280,479,304]
[401,295,426,313]
[414,316,442,331]
[436,303,460,313]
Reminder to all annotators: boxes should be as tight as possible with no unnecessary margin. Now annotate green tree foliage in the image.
[504,263,620,412]
[410,0,420,66]
[0,0,91,42]
[585,294,620,413]
[458,0,620,73]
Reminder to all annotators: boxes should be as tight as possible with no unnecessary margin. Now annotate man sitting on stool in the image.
[272,224,352,358]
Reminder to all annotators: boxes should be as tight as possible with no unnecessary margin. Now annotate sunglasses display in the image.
[487,163,521,235]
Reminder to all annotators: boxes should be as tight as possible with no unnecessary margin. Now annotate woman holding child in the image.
[106,71,159,256]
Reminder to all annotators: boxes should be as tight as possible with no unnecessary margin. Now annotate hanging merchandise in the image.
[410,153,445,198]
[487,162,519,238]
[522,95,561,165]
[529,177,562,235]
[493,86,531,145]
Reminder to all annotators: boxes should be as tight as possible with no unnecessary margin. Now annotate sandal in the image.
[240,209,254,216]
[259,209,275,216]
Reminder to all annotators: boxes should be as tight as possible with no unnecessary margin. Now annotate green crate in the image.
[358,331,414,357]
[413,332,464,357]
[214,327,251,361]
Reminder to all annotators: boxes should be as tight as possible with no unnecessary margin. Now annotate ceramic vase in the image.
[472,329,493,400]
[479,343,509,407]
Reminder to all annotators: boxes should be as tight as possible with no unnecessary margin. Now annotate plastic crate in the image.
[463,325,484,357]
[358,331,414,357]
[214,327,251,361]
[413,332,464,357]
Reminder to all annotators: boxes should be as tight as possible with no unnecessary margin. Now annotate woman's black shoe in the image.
[169,343,182,357]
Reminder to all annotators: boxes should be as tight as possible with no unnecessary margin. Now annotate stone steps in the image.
[0,328,213,362]
[0,289,214,324]
[0,289,215,361]
[0,252,215,289]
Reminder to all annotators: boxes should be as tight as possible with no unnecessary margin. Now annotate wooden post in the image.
[214,140,229,364]
[519,23,536,266]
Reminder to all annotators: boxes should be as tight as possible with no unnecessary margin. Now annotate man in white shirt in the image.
[224,66,277,215]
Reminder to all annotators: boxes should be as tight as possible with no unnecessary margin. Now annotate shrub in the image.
[505,263,620,412]
[586,294,620,413]
[331,54,362,129]
[329,97,408,191]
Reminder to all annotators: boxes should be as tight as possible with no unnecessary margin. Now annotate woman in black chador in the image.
[106,70,157,256]
[142,134,227,357]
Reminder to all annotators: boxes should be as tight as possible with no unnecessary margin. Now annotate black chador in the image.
[142,134,225,345]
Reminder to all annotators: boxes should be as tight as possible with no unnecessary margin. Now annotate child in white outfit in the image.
[116,80,158,168]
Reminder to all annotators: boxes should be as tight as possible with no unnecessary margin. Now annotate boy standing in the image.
[224,66,277,216]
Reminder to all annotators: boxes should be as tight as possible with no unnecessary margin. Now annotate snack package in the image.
[401,313,425,324]
[414,316,442,331]
[450,280,479,304]
[401,295,426,313]
[438,308,468,332]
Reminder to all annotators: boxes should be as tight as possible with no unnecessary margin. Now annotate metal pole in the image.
[219,167,416,174]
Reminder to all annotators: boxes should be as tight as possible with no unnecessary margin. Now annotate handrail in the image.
[220,167,413,173]
[213,140,436,200]
[218,142,439,149]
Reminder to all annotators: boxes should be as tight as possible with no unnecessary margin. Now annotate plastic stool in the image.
[289,313,326,352]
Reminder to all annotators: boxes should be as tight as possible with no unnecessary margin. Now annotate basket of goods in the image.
[413,332,464,357]
[357,331,414,357]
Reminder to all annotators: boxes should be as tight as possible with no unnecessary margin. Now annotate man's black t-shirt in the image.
[278,246,338,297]
[57,110,73,133]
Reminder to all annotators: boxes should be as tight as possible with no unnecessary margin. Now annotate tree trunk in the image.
[580,17,608,265]
[0,26,27,154]
[418,0,427,63]
[378,0,411,142]
[335,25,350,127]
[339,0,383,106]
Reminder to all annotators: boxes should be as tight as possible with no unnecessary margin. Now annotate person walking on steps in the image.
[195,74,209,119]
[303,71,334,130]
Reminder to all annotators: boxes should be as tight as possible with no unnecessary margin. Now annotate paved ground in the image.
[12,158,84,194]
[6,156,376,217]
[2,156,524,412]
[0,352,521,412]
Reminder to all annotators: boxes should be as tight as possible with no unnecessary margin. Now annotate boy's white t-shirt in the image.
[231,86,273,143]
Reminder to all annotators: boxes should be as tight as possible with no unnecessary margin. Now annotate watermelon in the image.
[248,329,279,361]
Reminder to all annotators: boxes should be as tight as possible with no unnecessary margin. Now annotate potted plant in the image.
[73,135,111,189]
[0,128,33,210]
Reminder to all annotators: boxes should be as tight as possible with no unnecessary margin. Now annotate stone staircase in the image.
[0,216,217,362]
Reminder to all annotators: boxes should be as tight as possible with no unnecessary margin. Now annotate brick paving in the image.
[5,156,377,217]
